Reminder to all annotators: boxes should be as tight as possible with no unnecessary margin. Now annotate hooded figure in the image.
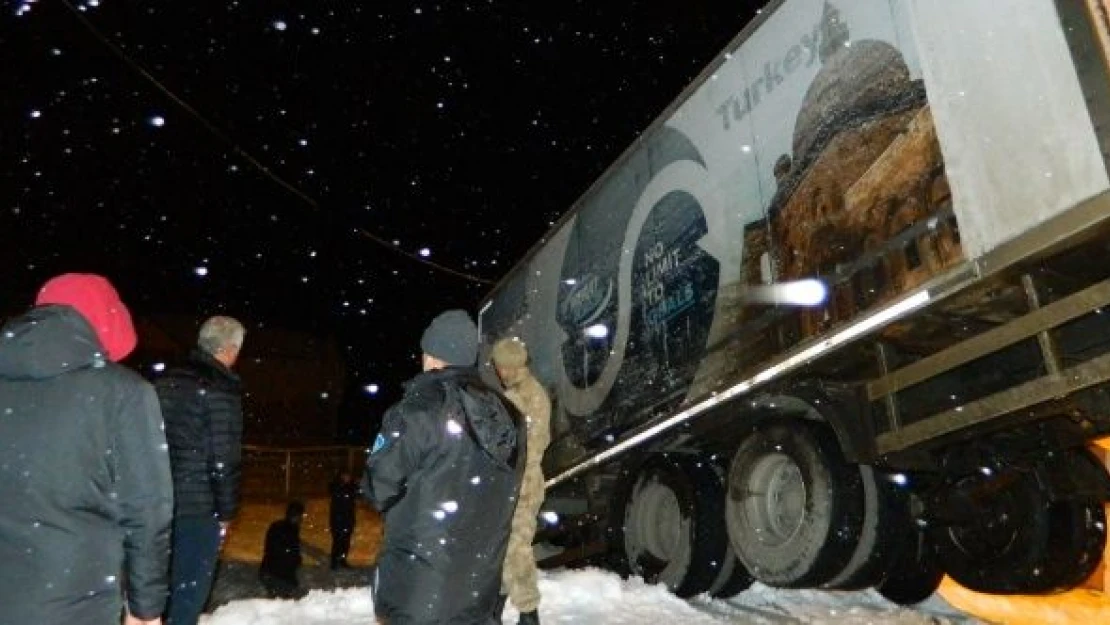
[363,309,524,625]
[0,273,173,624]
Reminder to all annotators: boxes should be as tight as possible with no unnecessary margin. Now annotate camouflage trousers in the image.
[502,469,545,612]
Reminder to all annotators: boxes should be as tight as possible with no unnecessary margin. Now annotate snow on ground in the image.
[201,567,983,624]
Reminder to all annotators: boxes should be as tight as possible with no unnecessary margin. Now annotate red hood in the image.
[35,273,137,362]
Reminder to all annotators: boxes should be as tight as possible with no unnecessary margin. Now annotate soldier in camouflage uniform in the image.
[491,338,552,625]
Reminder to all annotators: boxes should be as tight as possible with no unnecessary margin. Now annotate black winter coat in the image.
[330,478,358,531]
[0,306,174,623]
[156,348,243,519]
[363,366,524,625]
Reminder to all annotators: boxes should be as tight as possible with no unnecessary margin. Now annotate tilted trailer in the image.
[478,0,1110,603]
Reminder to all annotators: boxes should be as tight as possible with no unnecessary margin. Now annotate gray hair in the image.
[197,315,246,355]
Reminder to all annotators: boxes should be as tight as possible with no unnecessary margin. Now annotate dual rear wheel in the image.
[614,421,1106,602]
[932,449,1107,594]
[615,454,752,598]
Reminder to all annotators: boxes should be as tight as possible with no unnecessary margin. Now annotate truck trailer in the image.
[477,0,1110,602]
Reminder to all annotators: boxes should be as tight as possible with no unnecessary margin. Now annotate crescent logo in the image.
[556,130,722,418]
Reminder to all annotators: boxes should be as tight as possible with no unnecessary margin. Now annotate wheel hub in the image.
[743,453,807,547]
[626,477,689,563]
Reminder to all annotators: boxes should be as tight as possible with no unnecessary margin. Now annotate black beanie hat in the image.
[420,309,479,366]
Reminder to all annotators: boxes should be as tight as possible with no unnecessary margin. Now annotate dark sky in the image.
[2,0,756,440]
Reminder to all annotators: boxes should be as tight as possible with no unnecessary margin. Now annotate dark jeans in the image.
[166,516,222,625]
[331,526,353,568]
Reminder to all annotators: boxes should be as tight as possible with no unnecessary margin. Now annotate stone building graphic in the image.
[743,1,963,341]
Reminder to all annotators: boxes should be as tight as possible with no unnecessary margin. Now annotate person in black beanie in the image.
[362,309,525,625]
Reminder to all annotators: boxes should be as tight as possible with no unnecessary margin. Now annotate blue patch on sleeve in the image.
[371,433,389,454]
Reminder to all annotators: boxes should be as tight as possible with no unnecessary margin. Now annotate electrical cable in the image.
[56,0,495,286]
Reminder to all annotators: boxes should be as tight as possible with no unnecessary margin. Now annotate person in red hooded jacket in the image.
[0,273,174,625]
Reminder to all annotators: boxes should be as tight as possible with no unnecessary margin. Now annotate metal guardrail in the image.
[240,445,367,500]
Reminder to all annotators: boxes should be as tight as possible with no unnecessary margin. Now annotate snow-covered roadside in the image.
[201,567,983,624]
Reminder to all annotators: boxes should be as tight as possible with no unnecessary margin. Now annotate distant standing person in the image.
[491,338,552,625]
[259,501,306,599]
[329,471,359,569]
[0,273,174,624]
[363,309,525,624]
[157,315,247,625]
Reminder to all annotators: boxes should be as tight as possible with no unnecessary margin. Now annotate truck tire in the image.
[725,420,865,588]
[1038,448,1109,591]
[822,466,908,590]
[933,469,1051,593]
[707,548,754,599]
[616,454,734,598]
[1039,498,1106,591]
[936,448,1107,595]
[875,524,943,605]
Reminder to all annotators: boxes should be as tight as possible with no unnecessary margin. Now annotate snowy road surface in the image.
[201,567,983,624]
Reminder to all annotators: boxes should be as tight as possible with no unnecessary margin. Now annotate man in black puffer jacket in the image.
[156,315,246,625]
[364,309,524,625]
[0,273,173,625]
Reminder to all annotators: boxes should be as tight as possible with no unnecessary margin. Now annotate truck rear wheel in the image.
[933,447,1107,594]
[707,535,754,599]
[616,454,737,597]
[875,524,943,605]
[934,469,1049,593]
[931,466,1108,594]
[1038,448,1109,590]
[725,421,864,587]
[822,466,907,590]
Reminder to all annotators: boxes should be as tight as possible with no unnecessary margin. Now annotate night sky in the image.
[2,0,757,442]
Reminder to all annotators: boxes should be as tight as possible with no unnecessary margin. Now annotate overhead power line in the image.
[57,0,495,286]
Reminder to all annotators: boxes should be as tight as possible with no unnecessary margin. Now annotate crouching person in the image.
[259,501,307,600]
[363,310,525,624]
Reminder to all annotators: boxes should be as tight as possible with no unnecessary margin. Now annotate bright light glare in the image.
[584,324,609,339]
[747,278,828,307]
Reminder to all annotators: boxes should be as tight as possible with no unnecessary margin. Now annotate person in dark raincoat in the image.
[363,309,524,625]
[329,471,359,569]
[0,273,174,625]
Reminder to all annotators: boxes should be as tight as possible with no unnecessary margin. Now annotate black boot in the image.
[518,610,539,625]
